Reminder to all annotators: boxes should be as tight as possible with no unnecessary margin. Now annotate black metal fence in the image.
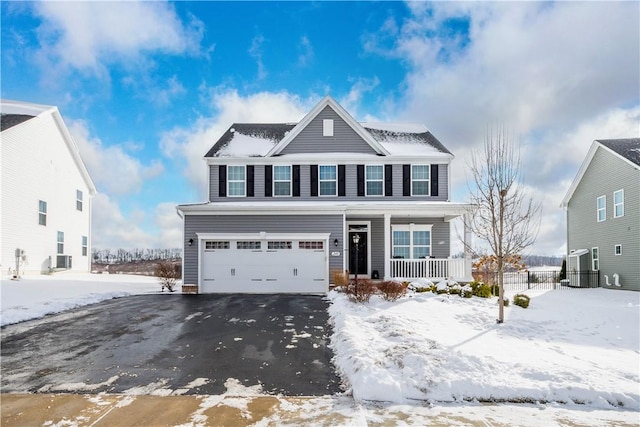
[475,270,600,291]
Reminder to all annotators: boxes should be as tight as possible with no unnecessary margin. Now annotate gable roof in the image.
[560,138,640,207]
[204,97,453,158]
[267,95,390,157]
[1,114,35,131]
[0,99,97,196]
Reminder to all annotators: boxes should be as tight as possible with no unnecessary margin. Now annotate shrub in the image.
[346,279,377,303]
[449,284,462,296]
[155,260,178,292]
[332,269,349,287]
[474,284,493,298]
[513,294,530,308]
[377,281,408,301]
[435,281,450,294]
[461,284,473,298]
[503,297,510,307]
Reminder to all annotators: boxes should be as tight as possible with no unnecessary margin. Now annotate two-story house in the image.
[560,138,640,291]
[1,99,96,277]
[177,96,473,293]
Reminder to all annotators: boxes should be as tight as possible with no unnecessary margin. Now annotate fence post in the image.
[527,270,531,290]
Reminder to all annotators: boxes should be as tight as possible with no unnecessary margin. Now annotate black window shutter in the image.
[403,164,410,196]
[246,165,254,197]
[357,165,365,196]
[264,165,272,197]
[385,164,393,196]
[430,164,439,197]
[310,165,318,197]
[218,165,226,198]
[293,165,300,197]
[338,165,346,196]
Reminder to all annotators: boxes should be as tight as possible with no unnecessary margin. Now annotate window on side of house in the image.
[319,165,337,196]
[596,195,606,222]
[76,190,83,211]
[392,225,432,259]
[38,200,47,226]
[411,165,430,196]
[323,119,334,137]
[614,244,622,256]
[82,236,88,256]
[57,231,64,254]
[613,189,624,218]
[365,165,384,196]
[273,165,292,196]
[591,247,599,270]
[227,166,246,197]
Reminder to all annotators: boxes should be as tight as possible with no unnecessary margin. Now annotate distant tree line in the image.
[452,252,564,267]
[92,248,182,264]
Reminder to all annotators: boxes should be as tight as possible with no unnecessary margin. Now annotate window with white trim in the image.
[591,247,599,270]
[57,231,64,254]
[411,165,430,196]
[614,244,622,256]
[227,166,246,197]
[613,189,624,218]
[299,241,324,249]
[38,200,47,226]
[268,241,292,250]
[76,190,83,211]
[237,241,261,250]
[319,165,337,196]
[392,225,432,259]
[366,165,383,196]
[323,119,334,136]
[273,165,292,196]
[205,241,230,250]
[82,236,88,256]
[596,195,606,222]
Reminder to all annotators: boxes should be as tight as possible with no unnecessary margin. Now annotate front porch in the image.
[389,257,472,282]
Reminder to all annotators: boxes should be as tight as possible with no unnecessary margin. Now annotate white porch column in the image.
[384,213,391,280]
[463,214,474,281]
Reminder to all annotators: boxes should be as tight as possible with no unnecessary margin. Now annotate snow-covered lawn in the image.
[1,273,161,326]
[329,287,640,410]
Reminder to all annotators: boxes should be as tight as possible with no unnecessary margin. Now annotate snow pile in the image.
[329,288,640,408]
[1,273,160,326]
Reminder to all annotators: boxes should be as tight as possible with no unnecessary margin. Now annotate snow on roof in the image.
[360,122,429,133]
[215,132,278,157]
[380,140,442,156]
[0,99,54,116]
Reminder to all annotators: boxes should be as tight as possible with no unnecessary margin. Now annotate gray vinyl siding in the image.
[567,147,640,291]
[279,106,378,155]
[183,214,344,285]
[209,163,449,201]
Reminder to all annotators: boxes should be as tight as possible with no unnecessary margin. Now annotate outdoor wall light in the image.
[188,238,194,246]
[334,238,339,247]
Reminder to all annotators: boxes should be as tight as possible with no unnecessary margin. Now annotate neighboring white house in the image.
[1,99,96,277]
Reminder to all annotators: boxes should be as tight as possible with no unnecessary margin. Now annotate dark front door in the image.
[348,231,368,275]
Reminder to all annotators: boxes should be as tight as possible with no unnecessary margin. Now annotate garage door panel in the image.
[200,237,328,293]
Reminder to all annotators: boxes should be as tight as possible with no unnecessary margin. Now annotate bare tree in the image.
[465,126,541,323]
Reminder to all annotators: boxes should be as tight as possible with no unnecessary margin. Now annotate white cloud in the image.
[297,36,314,67]
[366,2,639,255]
[68,119,164,195]
[249,35,267,81]
[340,77,381,120]
[32,1,204,76]
[91,194,182,250]
[160,89,312,197]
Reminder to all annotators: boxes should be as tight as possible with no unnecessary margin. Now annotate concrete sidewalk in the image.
[2,393,638,426]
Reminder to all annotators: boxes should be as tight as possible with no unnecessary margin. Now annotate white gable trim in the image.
[560,140,639,208]
[266,95,390,157]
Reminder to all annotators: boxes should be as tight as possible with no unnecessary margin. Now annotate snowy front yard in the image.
[329,287,640,410]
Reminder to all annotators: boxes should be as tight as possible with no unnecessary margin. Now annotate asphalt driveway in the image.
[0,294,341,396]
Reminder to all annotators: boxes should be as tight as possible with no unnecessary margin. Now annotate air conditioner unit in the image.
[56,255,72,269]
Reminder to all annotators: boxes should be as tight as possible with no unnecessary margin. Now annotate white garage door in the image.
[200,237,328,293]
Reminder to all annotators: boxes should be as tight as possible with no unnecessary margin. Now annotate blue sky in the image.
[2,1,639,255]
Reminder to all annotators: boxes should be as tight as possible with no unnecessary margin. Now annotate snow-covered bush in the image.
[474,283,492,298]
[461,284,473,298]
[435,281,450,294]
[408,279,434,293]
[377,280,407,301]
[513,294,531,308]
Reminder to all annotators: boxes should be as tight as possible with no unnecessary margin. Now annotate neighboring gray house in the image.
[561,138,640,292]
[177,96,473,293]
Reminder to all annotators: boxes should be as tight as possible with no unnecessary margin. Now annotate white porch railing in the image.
[390,258,471,281]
